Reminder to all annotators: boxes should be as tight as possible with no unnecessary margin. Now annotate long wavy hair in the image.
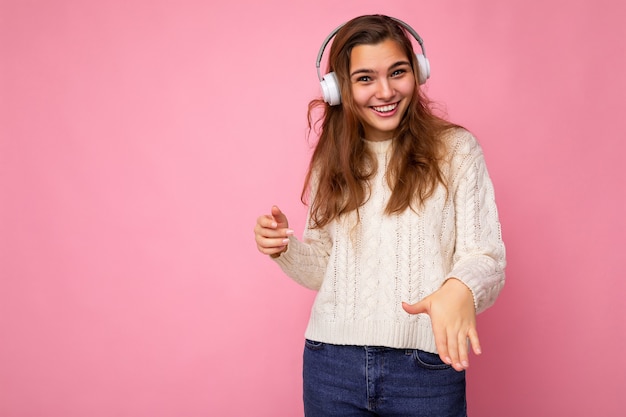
[303,14,458,229]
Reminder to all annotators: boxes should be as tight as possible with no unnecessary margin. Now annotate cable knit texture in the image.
[274,128,505,353]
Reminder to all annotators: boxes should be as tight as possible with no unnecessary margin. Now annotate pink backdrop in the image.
[1,0,625,416]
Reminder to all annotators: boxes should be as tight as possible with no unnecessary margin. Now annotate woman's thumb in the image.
[402,300,428,315]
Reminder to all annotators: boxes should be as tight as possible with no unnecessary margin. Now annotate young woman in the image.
[254,14,505,417]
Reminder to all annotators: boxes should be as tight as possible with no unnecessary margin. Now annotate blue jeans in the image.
[303,340,467,417]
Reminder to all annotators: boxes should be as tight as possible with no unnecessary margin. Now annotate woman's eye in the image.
[391,69,406,77]
[357,76,371,82]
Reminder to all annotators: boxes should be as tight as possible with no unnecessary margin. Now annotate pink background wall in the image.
[1,0,624,416]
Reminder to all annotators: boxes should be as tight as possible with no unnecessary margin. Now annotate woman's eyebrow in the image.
[390,60,412,69]
[350,68,375,77]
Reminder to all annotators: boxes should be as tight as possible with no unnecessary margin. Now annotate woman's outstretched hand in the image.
[254,205,293,258]
[402,278,480,372]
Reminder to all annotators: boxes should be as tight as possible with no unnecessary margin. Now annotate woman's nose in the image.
[375,79,394,100]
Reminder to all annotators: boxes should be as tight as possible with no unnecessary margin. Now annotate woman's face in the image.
[348,39,415,142]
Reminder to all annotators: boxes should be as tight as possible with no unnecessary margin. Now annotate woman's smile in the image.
[371,102,399,115]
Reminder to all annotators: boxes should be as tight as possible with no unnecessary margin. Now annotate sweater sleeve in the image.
[445,132,506,314]
[272,210,332,291]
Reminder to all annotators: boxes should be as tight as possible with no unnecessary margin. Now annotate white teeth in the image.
[372,103,398,113]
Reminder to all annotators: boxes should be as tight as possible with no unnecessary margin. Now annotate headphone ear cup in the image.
[416,54,431,85]
[320,72,341,105]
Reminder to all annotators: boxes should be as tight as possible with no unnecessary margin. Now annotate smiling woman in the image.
[253,14,506,417]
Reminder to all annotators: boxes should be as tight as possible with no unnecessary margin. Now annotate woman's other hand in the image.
[402,278,480,372]
[254,205,293,258]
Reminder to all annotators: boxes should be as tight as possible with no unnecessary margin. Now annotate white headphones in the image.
[315,17,431,106]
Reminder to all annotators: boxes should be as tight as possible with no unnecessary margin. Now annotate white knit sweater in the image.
[274,128,506,353]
